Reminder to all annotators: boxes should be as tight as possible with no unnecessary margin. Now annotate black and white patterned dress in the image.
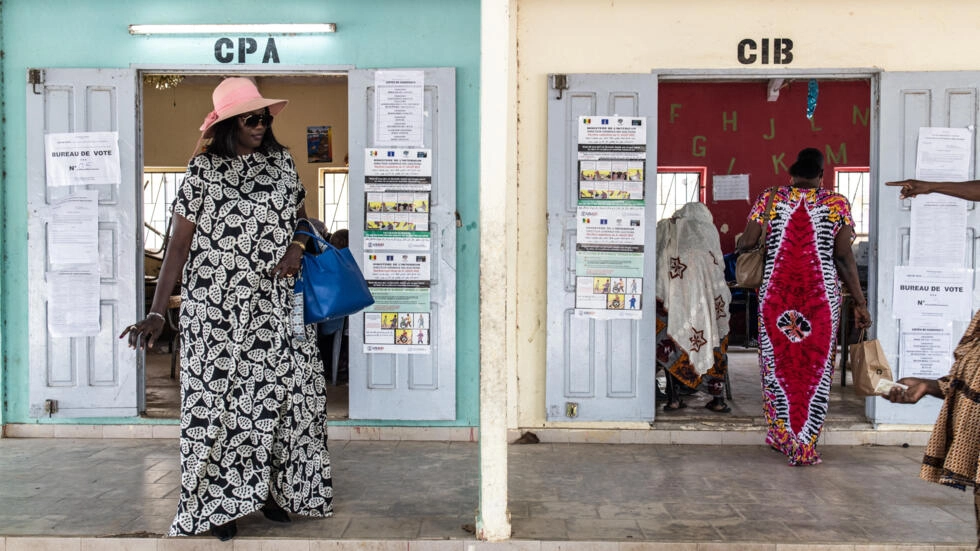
[168,149,332,536]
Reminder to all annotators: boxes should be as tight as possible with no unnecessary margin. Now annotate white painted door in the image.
[26,69,139,418]
[874,71,980,424]
[545,74,659,421]
[347,68,457,420]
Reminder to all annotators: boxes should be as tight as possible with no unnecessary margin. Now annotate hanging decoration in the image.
[143,74,184,90]
[806,79,819,119]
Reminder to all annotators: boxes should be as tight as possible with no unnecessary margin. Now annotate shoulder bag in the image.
[735,188,777,289]
[294,230,375,324]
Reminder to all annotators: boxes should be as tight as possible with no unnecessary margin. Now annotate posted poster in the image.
[364,148,432,191]
[362,283,431,354]
[364,311,430,353]
[361,146,433,354]
[900,322,953,379]
[306,126,333,163]
[573,116,648,318]
[364,252,431,281]
[47,271,101,337]
[891,266,973,322]
[44,131,121,187]
[48,190,99,267]
[577,116,647,201]
[365,191,430,231]
[374,70,424,147]
[712,174,750,202]
[910,127,972,267]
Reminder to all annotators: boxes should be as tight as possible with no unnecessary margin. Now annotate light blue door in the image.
[26,68,139,418]
[874,71,980,424]
[545,74,659,422]
[347,68,457,420]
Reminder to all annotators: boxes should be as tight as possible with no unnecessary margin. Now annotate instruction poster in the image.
[44,131,121,187]
[362,147,433,354]
[577,117,646,201]
[374,70,424,147]
[574,116,647,319]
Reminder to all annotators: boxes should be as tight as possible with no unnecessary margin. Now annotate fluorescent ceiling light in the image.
[128,23,336,35]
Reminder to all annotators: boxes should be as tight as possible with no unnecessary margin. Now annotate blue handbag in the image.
[294,230,374,324]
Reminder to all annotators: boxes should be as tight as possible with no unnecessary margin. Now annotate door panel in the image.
[546,74,658,422]
[874,71,980,423]
[26,69,138,418]
[348,68,457,420]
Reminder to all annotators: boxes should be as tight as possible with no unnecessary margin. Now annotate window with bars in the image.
[143,167,185,253]
[833,167,870,236]
[318,167,349,233]
[656,167,706,220]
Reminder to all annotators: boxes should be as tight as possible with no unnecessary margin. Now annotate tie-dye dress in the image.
[748,186,854,465]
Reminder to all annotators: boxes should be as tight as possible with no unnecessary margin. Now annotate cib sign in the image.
[737,38,793,64]
[214,37,280,63]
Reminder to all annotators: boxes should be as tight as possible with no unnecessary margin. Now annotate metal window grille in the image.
[318,167,349,233]
[656,168,705,220]
[143,167,185,253]
[834,168,870,236]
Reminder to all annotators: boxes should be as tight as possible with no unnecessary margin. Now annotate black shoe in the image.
[262,501,292,523]
[210,520,237,541]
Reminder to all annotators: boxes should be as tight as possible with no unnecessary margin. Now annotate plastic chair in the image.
[319,317,346,385]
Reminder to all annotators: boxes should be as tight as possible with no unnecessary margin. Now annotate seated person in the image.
[317,228,350,384]
[655,203,732,413]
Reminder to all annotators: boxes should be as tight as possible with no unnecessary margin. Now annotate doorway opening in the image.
[139,72,352,420]
[653,76,874,423]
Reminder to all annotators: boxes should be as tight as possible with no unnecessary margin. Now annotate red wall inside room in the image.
[657,80,871,252]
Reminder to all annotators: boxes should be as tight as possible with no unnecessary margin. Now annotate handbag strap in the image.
[295,230,332,254]
[757,187,778,248]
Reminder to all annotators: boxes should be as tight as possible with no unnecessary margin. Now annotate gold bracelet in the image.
[290,240,305,249]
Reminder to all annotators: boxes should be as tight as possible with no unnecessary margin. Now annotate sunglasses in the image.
[239,113,273,128]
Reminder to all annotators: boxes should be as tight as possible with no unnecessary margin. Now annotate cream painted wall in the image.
[512,0,980,427]
[143,75,348,219]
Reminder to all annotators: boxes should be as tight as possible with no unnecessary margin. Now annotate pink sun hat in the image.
[198,77,288,137]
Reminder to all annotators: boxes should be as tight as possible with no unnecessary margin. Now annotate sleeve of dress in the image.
[829,193,856,237]
[172,156,206,224]
[746,189,771,223]
[282,150,306,207]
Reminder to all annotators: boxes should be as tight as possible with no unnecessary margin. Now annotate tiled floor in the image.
[0,436,975,548]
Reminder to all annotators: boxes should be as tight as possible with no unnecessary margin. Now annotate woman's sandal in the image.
[262,498,292,523]
[210,520,238,541]
[704,398,731,413]
[661,401,687,412]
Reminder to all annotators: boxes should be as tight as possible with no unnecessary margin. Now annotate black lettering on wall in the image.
[214,38,234,63]
[737,39,757,64]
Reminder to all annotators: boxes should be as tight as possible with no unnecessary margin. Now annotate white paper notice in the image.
[374,71,424,147]
[900,322,953,379]
[712,174,750,202]
[49,190,100,267]
[892,266,973,321]
[44,131,121,187]
[915,127,973,182]
[47,271,101,337]
[910,196,968,267]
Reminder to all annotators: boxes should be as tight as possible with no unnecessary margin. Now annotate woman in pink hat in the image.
[121,78,332,540]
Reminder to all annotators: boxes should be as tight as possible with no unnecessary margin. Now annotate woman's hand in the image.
[882,377,932,404]
[119,314,166,350]
[852,302,872,329]
[273,243,304,278]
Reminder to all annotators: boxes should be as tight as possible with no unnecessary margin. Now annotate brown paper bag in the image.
[848,329,894,397]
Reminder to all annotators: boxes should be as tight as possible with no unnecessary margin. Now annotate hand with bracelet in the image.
[120,310,167,350]
[271,233,307,279]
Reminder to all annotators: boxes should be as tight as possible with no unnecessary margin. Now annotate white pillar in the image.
[476,0,515,541]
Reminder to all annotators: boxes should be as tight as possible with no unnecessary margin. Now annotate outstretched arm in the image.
[886,179,980,201]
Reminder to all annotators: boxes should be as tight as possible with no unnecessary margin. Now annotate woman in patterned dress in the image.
[737,148,871,466]
[122,78,332,540]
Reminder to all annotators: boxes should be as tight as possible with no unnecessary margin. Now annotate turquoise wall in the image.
[0,0,481,426]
